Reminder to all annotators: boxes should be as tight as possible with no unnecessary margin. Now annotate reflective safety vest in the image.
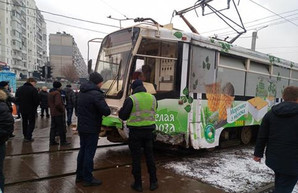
[126,92,156,127]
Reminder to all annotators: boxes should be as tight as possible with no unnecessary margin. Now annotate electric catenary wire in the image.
[248,0,298,27]
[0,0,120,28]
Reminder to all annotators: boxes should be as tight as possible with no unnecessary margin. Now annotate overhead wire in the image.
[99,0,128,19]
[248,0,298,27]
[0,0,120,28]
[0,7,109,34]
[201,9,298,35]
[212,10,298,38]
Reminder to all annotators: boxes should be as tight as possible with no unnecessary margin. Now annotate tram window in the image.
[290,79,298,87]
[220,55,245,70]
[246,73,271,97]
[137,38,178,58]
[292,70,298,79]
[276,78,289,98]
[189,46,216,93]
[273,66,290,78]
[133,38,180,99]
[250,62,270,74]
[217,67,245,95]
[130,56,179,99]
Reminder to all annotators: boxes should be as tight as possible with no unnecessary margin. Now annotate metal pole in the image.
[251,25,268,51]
[251,31,257,51]
[87,38,103,71]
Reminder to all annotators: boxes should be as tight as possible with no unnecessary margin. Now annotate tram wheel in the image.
[240,127,252,145]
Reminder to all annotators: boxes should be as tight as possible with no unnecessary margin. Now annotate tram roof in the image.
[128,23,298,70]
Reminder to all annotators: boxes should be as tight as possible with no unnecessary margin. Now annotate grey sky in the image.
[35,0,298,64]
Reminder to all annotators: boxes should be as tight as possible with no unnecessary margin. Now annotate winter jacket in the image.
[0,87,15,112]
[254,101,298,176]
[0,90,14,144]
[15,82,39,114]
[48,88,65,117]
[77,81,110,134]
[39,90,49,108]
[64,87,76,109]
[119,85,156,130]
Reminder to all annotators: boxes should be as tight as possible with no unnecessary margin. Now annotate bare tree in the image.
[61,65,79,82]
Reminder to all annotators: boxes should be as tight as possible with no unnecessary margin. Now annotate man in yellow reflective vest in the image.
[119,79,158,192]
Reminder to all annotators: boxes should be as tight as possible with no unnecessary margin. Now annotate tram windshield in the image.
[95,28,139,98]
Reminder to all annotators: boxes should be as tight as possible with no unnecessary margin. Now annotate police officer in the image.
[119,79,158,192]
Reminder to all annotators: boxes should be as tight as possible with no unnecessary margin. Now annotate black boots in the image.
[83,178,102,187]
[131,183,143,192]
[130,182,158,192]
[150,182,158,191]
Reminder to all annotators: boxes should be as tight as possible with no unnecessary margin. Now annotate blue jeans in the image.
[274,171,298,193]
[0,143,6,192]
[76,133,99,182]
[66,108,73,126]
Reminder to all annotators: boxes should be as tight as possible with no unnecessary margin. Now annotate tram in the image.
[95,21,298,149]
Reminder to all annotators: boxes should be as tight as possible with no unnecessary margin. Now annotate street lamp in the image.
[87,38,103,74]
[251,25,268,51]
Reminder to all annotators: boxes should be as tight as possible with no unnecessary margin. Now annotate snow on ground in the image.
[164,146,276,193]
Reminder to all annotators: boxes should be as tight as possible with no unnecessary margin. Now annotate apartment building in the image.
[49,32,88,80]
[0,0,47,79]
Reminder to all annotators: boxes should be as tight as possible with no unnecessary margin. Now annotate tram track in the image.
[5,144,178,187]
[5,143,126,157]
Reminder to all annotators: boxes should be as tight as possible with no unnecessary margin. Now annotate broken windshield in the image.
[95,28,139,98]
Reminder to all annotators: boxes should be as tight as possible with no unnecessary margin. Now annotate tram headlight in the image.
[110,106,119,116]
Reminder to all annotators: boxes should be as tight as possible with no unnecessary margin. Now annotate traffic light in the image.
[39,66,46,78]
[47,66,52,79]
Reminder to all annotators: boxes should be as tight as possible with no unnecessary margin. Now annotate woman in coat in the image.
[0,89,14,192]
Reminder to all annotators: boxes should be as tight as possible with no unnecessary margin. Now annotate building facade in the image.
[49,32,88,80]
[0,0,47,79]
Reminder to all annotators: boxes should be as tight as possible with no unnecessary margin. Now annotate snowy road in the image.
[164,145,298,193]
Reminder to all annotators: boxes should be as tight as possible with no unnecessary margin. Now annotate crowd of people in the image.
[0,72,159,193]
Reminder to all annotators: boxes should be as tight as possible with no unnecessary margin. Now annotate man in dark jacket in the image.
[64,85,76,126]
[119,80,158,192]
[48,81,70,146]
[39,86,49,118]
[254,86,298,193]
[0,89,14,192]
[15,78,39,142]
[76,72,110,187]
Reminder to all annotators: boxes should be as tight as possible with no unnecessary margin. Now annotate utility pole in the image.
[251,25,268,51]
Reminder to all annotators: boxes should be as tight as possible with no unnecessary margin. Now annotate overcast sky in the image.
[35,0,298,65]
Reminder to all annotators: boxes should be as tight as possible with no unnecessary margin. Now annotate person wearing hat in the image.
[15,78,39,142]
[48,81,70,146]
[76,72,110,186]
[119,79,158,192]
[63,84,76,127]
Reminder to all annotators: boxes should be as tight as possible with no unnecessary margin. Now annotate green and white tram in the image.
[95,22,298,149]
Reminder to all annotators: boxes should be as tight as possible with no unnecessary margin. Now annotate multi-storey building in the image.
[0,1,12,68]
[0,0,47,79]
[49,32,88,80]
